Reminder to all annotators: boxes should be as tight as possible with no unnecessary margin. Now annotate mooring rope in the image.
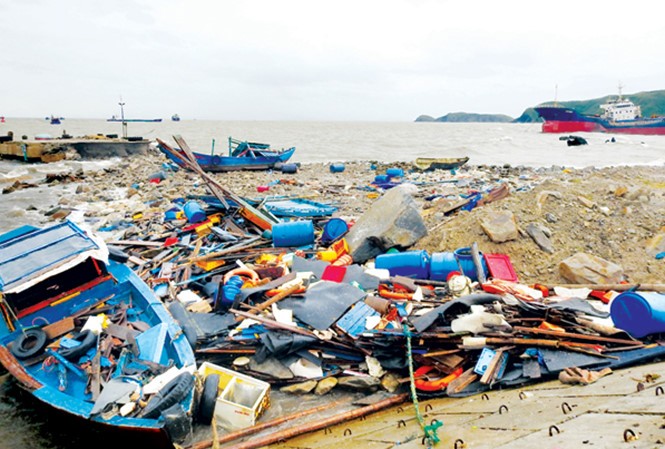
[404,325,442,447]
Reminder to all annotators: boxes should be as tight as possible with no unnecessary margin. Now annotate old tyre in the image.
[197,374,220,424]
[11,328,48,360]
[142,372,195,419]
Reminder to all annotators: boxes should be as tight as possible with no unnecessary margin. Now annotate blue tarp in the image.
[0,221,99,291]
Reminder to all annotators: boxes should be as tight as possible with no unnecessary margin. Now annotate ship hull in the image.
[535,106,665,135]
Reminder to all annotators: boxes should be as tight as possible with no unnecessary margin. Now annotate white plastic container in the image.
[198,361,271,430]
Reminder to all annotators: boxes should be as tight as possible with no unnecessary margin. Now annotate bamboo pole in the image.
[222,394,409,449]
[186,400,350,449]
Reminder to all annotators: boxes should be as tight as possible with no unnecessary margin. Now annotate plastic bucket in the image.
[272,220,315,247]
[281,163,298,174]
[375,250,430,279]
[386,167,404,178]
[430,252,458,281]
[610,291,665,338]
[330,163,345,173]
[322,218,348,243]
[183,201,206,223]
[453,247,487,282]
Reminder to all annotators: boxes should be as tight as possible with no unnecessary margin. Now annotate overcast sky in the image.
[2,0,664,121]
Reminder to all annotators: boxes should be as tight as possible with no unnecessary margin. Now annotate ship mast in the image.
[617,81,624,100]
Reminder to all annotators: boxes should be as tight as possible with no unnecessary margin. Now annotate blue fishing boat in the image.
[157,136,296,172]
[0,221,197,446]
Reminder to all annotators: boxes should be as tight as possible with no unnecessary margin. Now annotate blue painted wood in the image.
[0,221,196,441]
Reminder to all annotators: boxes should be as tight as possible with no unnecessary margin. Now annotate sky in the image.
[2,0,664,121]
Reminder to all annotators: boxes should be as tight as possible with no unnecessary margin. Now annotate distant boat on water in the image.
[107,115,162,123]
[46,115,62,125]
[171,114,180,121]
[535,86,665,135]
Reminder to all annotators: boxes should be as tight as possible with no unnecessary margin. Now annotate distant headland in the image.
[415,89,665,123]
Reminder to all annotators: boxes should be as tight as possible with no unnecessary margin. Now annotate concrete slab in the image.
[491,413,665,449]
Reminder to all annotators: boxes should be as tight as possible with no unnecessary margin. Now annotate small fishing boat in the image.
[0,221,197,446]
[413,156,469,172]
[171,114,180,122]
[49,116,62,125]
[157,136,296,172]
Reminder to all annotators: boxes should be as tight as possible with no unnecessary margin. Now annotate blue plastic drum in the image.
[375,250,430,279]
[183,201,206,223]
[322,218,348,243]
[610,291,665,338]
[272,220,315,247]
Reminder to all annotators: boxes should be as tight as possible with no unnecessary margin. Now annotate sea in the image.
[0,118,664,448]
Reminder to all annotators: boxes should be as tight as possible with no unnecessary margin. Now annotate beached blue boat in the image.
[0,221,196,446]
[157,136,296,172]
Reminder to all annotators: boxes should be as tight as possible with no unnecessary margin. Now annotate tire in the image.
[197,374,220,424]
[142,372,195,419]
[10,328,48,360]
[59,329,97,361]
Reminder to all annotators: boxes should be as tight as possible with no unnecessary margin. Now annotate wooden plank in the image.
[43,317,75,339]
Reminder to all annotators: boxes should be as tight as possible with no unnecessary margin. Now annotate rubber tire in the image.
[10,328,48,360]
[142,372,195,419]
[197,374,220,424]
[59,329,97,361]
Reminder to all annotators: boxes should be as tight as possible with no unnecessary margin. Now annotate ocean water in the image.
[0,118,664,448]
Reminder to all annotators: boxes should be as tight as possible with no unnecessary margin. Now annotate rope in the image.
[403,326,442,447]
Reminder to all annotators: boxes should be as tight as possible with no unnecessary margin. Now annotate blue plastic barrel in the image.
[330,163,345,173]
[281,163,298,174]
[610,291,665,338]
[375,250,430,279]
[183,201,206,223]
[430,252,458,281]
[386,167,404,178]
[454,247,487,282]
[374,174,389,183]
[322,218,348,243]
[272,220,315,247]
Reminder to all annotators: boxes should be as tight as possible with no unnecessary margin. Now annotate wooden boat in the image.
[413,156,469,172]
[157,136,296,172]
[0,221,197,446]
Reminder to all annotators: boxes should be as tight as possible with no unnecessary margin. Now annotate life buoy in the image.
[223,268,260,285]
[414,366,464,392]
[197,373,220,424]
[11,328,48,360]
[142,372,195,419]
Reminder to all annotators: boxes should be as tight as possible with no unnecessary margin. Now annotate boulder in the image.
[345,185,427,263]
[479,210,519,242]
[559,252,624,284]
[526,223,554,253]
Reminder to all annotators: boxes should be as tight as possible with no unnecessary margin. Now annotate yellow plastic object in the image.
[331,238,349,258]
[196,260,226,271]
[195,221,213,236]
[316,250,338,262]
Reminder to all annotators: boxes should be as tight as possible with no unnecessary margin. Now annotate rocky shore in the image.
[40,147,665,286]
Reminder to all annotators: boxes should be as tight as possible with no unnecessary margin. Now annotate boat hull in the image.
[535,106,665,135]
[0,222,196,447]
[158,141,296,172]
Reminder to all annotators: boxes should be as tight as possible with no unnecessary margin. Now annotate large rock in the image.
[345,185,427,263]
[479,210,519,243]
[526,223,554,253]
[559,252,624,284]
